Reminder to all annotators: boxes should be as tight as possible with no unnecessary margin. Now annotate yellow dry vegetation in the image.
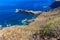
[0,7,60,40]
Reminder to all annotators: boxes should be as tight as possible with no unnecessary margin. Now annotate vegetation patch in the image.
[40,17,60,39]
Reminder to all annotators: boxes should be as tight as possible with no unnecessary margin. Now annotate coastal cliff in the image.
[0,7,60,40]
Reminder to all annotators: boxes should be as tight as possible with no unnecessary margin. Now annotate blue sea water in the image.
[0,0,54,27]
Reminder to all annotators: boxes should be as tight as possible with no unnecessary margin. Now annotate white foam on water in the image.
[15,9,19,13]
[22,19,27,23]
[22,19,27,25]
[6,24,11,27]
[0,25,2,27]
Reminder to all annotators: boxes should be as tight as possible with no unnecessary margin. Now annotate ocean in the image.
[0,0,54,27]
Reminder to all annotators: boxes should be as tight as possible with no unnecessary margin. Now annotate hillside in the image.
[0,7,60,40]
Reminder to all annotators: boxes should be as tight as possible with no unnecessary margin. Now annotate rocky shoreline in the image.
[0,7,60,40]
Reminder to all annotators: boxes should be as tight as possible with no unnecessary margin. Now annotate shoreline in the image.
[0,7,59,40]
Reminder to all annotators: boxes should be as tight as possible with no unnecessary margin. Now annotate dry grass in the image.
[0,7,60,40]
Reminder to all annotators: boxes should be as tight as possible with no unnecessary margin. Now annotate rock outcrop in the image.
[0,7,60,40]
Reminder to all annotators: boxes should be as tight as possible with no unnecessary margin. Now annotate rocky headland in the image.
[0,7,60,40]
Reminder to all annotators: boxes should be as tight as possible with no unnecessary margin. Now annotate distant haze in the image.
[56,0,60,1]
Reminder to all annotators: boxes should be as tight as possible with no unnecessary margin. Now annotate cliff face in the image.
[0,7,60,40]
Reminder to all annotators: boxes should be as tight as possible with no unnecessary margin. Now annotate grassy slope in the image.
[0,7,60,40]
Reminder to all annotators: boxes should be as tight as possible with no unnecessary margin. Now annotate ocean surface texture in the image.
[0,0,54,27]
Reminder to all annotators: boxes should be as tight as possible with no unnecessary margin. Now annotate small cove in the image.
[0,0,54,27]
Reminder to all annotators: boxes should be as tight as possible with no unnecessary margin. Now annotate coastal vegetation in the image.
[0,7,60,40]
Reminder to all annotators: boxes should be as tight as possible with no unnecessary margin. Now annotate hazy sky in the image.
[55,0,60,1]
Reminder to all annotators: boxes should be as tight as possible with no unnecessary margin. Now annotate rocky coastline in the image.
[0,7,60,40]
